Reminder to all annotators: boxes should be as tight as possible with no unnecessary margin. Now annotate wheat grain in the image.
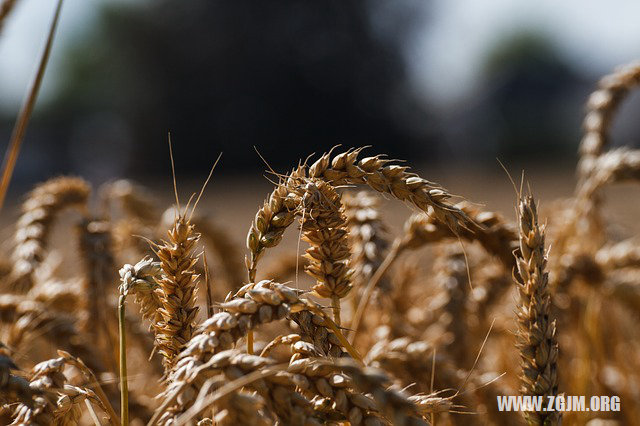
[288,357,387,425]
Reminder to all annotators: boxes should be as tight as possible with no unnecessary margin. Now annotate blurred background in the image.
[1,0,640,200]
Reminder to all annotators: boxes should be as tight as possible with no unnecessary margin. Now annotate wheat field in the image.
[3,4,640,425]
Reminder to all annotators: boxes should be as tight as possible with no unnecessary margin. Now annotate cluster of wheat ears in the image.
[1,61,640,426]
[3,8,640,426]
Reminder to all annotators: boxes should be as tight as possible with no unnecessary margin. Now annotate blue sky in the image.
[1,0,639,113]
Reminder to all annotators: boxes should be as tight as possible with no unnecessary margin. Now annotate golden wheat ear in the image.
[8,177,90,293]
[514,195,561,426]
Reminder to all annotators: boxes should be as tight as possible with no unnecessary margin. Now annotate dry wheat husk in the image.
[0,346,36,409]
[160,207,245,296]
[247,147,472,286]
[515,196,560,426]
[9,354,114,426]
[119,256,164,330]
[557,62,640,256]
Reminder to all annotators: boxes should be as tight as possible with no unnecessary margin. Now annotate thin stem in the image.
[247,330,254,355]
[246,268,256,354]
[304,304,364,363]
[85,399,102,426]
[203,252,214,318]
[0,0,63,212]
[118,294,129,426]
[349,238,404,344]
[331,296,342,326]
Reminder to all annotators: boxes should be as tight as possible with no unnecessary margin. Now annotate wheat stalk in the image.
[0,0,19,32]
[0,0,63,212]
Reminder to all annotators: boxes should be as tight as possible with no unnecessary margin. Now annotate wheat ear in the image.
[8,177,90,292]
[297,180,352,324]
[153,214,201,372]
[78,218,118,373]
[102,179,161,224]
[288,355,386,425]
[577,61,640,183]
[245,171,301,283]
[308,147,472,233]
[437,246,471,365]
[515,196,560,426]
[350,202,515,341]
[401,202,518,269]
[344,190,392,301]
[334,358,430,426]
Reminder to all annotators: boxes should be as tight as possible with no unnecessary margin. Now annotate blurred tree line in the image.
[4,1,633,184]
[44,0,434,179]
